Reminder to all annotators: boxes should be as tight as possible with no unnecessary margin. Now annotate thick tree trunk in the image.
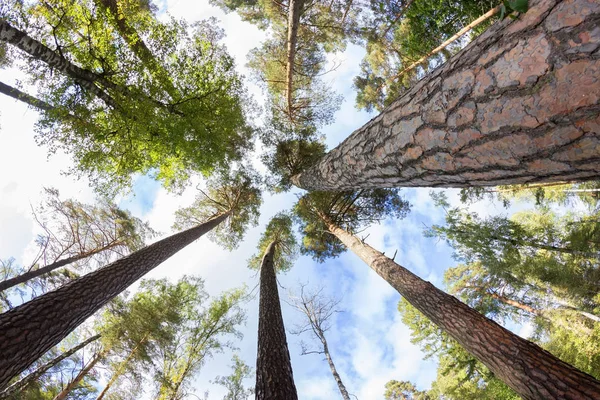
[53,351,104,400]
[0,212,229,389]
[0,21,118,109]
[321,338,350,400]
[324,220,600,399]
[0,242,125,293]
[0,334,101,399]
[293,0,600,190]
[255,241,298,400]
[285,0,305,119]
[0,81,55,111]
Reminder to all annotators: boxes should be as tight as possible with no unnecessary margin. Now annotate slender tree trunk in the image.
[323,218,600,399]
[285,0,305,120]
[0,243,123,293]
[292,0,600,190]
[0,212,229,389]
[255,241,298,400]
[320,337,350,400]
[0,334,101,399]
[95,335,148,400]
[0,21,118,109]
[0,81,55,111]
[53,350,104,400]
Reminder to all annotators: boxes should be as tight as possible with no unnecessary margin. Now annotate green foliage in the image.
[5,1,255,193]
[294,189,410,262]
[459,181,600,209]
[212,354,254,400]
[173,168,263,250]
[428,204,600,307]
[384,380,430,400]
[248,213,298,272]
[153,287,247,399]
[500,0,528,20]
[355,0,496,111]
[397,298,519,400]
[261,137,326,193]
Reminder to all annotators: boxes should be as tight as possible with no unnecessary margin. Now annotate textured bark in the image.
[255,241,298,400]
[0,213,228,389]
[53,351,104,400]
[293,0,600,190]
[0,243,123,293]
[0,21,118,109]
[285,0,305,118]
[324,220,600,399]
[0,334,101,399]
[321,338,350,400]
[0,81,55,111]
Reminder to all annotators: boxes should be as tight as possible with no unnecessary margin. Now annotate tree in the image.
[288,284,351,400]
[251,213,299,399]
[0,187,155,296]
[173,168,263,250]
[294,190,600,398]
[94,277,216,400]
[1,7,254,192]
[0,170,261,388]
[212,355,254,400]
[355,0,496,112]
[292,0,600,190]
[384,379,430,400]
[0,334,101,399]
[397,298,518,400]
[152,288,247,399]
[428,201,600,311]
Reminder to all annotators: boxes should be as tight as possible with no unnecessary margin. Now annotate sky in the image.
[0,1,537,399]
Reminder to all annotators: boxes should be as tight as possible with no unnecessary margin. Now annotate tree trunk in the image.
[0,334,101,399]
[0,81,55,111]
[0,21,118,109]
[285,0,305,119]
[53,350,104,400]
[323,219,600,399]
[0,242,124,293]
[292,0,600,190]
[321,337,350,400]
[255,241,298,400]
[0,212,229,389]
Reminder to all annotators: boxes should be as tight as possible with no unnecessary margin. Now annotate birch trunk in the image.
[255,241,298,400]
[0,21,118,108]
[324,219,600,399]
[292,0,600,190]
[0,212,229,389]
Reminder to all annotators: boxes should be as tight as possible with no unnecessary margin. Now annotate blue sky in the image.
[0,1,539,398]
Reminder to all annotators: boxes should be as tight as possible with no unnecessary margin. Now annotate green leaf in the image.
[508,0,528,13]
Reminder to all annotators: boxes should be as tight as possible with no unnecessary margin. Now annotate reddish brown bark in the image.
[324,219,600,399]
[293,0,600,190]
[0,213,228,389]
[255,241,298,400]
